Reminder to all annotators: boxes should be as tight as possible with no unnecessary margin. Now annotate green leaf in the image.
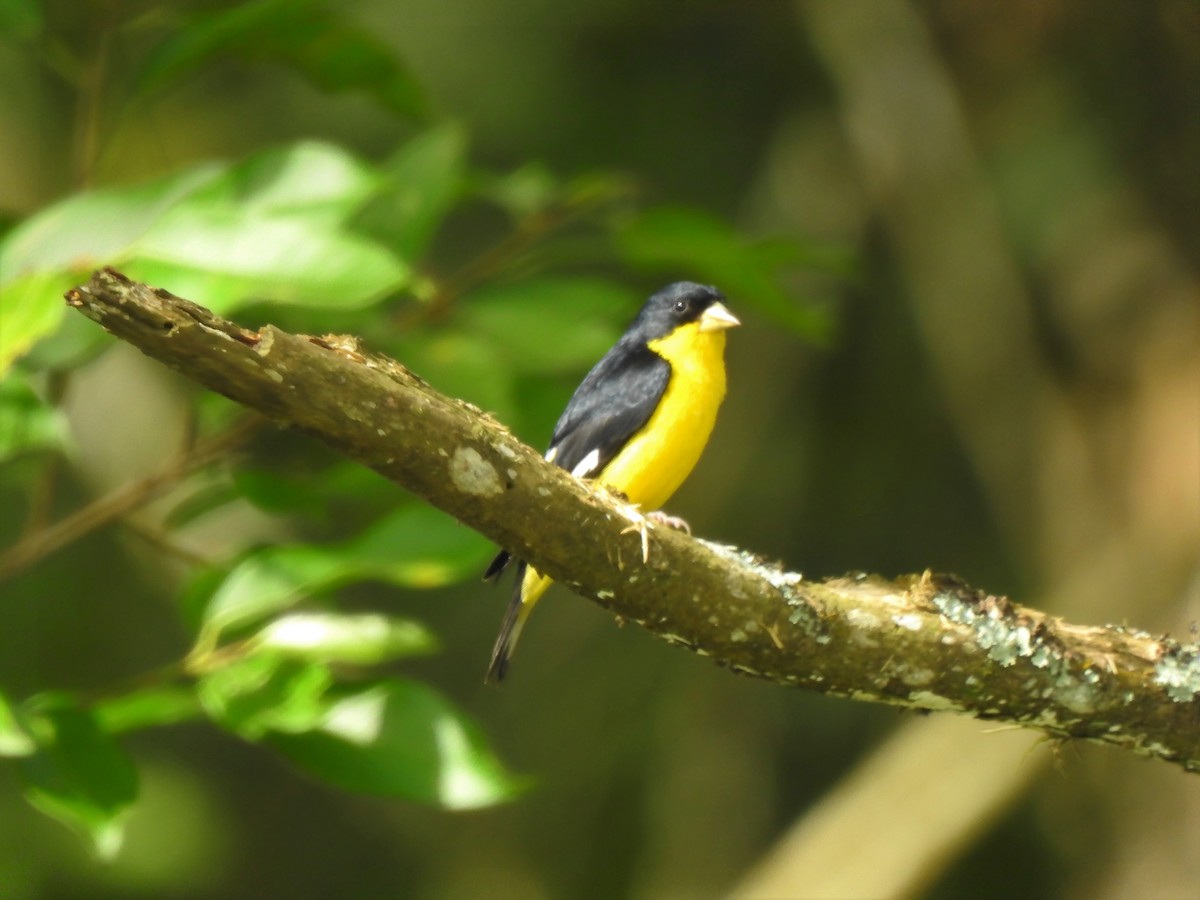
[197,505,488,641]
[231,460,402,517]
[125,205,410,313]
[0,0,43,43]
[18,304,112,372]
[341,505,492,587]
[197,654,333,740]
[162,479,244,530]
[135,0,308,96]
[618,206,831,340]
[269,678,526,809]
[354,124,468,260]
[136,0,428,121]
[230,467,309,515]
[0,270,73,373]
[478,162,561,220]
[256,612,439,664]
[224,466,335,520]
[0,689,35,757]
[18,701,138,860]
[455,277,634,375]
[0,163,224,372]
[0,164,224,279]
[0,370,67,461]
[175,141,381,223]
[199,545,346,640]
[2,144,410,330]
[92,686,202,735]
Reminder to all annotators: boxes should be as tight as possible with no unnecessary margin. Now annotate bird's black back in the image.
[483,282,724,583]
[547,281,724,476]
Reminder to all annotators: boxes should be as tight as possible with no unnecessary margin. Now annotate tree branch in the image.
[0,415,260,582]
[64,268,1200,773]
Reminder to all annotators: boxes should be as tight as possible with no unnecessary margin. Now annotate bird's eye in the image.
[673,299,688,313]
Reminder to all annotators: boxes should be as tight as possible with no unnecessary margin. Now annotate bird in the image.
[483,281,739,682]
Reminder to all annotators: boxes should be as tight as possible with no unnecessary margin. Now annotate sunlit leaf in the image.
[136,0,428,121]
[618,206,831,339]
[355,124,468,260]
[256,612,439,664]
[0,370,67,461]
[0,271,72,372]
[2,144,410,335]
[199,545,345,639]
[198,506,489,640]
[0,163,225,371]
[125,206,410,313]
[176,141,381,223]
[231,141,379,216]
[197,654,333,739]
[270,678,526,808]
[0,164,224,279]
[455,277,633,375]
[18,701,138,860]
[179,564,231,636]
[0,689,35,757]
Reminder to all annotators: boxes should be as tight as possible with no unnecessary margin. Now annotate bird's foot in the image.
[614,506,691,563]
[598,486,689,563]
[615,502,651,563]
[645,510,691,535]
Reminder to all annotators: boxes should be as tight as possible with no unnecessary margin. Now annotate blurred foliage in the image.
[2,0,1196,898]
[0,0,822,875]
[134,0,431,121]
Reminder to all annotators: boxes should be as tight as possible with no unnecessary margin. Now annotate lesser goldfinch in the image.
[484,282,739,681]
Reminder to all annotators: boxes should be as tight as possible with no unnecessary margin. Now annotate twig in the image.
[0,414,261,582]
[120,519,217,568]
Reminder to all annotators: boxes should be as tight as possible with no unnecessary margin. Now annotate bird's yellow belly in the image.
[518,322,729,608]
[597,324,727,511]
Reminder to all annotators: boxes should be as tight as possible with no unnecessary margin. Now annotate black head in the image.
[629,282,738,342]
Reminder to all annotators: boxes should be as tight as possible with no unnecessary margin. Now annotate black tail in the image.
[486,561,527,683]
[483,549,511,582]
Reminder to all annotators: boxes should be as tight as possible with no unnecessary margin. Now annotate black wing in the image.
[547,342,671,477]
[483,343,670,583]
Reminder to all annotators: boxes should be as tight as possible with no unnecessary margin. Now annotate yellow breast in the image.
[596,321,728,511]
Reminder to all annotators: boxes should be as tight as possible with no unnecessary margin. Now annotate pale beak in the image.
[698,302,741,332]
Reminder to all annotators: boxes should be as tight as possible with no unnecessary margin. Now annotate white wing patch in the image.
[569,448,601,478]
[545,447,558,464]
